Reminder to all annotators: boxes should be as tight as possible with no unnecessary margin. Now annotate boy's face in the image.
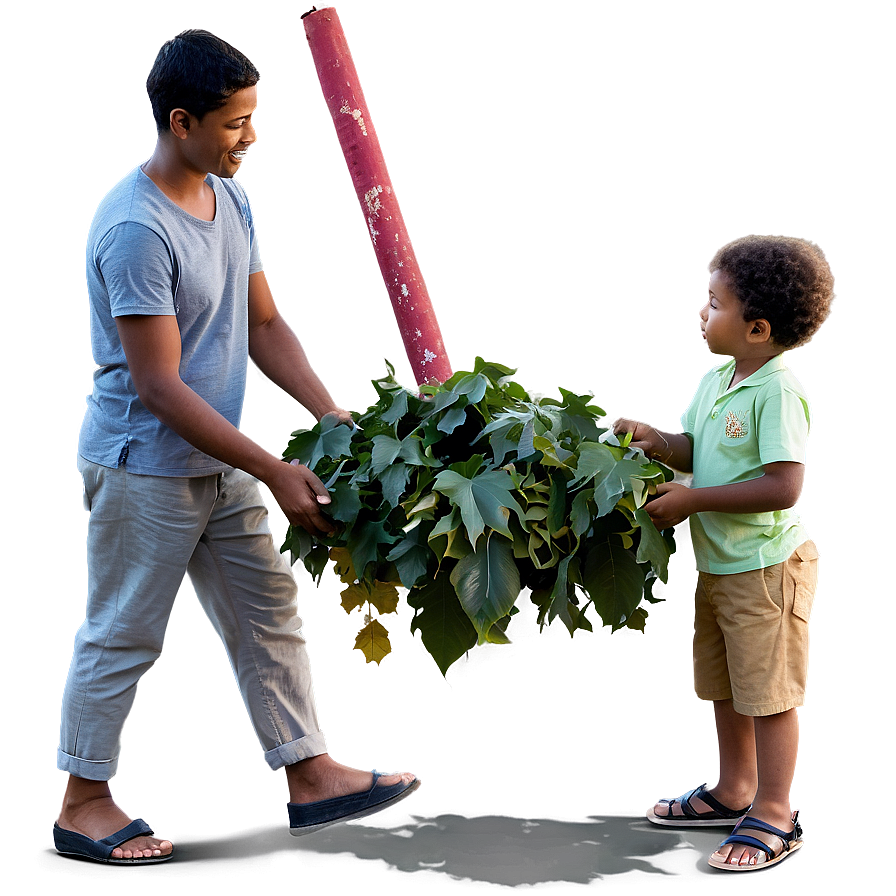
[179,85,258,179]
[700,270,756,358]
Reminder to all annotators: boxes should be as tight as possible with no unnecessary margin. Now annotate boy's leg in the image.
[187,469,415,803]
[57,460,218,858]
[650,699,757,820]
[711,707,799,867]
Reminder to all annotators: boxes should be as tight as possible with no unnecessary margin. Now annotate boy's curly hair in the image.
[709,236,834,349]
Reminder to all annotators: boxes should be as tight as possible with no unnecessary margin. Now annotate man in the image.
[54,29,418,864]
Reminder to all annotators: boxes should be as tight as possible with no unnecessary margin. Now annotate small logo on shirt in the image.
[725,410,749,439]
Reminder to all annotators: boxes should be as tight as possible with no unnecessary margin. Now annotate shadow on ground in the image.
[175,815,727,885]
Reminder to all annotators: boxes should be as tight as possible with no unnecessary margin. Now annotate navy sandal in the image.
[288,770,420,836]
[708,811,803,870]
[647,782,750,827]
[53,818,173,864]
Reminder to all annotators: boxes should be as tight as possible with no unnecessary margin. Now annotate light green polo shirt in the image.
[681,355,809,574]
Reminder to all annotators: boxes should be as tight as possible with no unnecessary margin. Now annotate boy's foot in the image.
[648,783,752,826]
[709,810,802,870]
[54,796,173,861]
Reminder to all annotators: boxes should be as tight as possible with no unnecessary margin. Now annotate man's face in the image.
[182,85,257,179]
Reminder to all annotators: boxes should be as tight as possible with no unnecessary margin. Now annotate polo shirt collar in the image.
[716,354,786,392]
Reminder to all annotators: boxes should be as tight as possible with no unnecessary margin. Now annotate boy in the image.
[615,235,833,871]
[54,30,418,865]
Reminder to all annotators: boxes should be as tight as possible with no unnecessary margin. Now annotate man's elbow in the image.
[132,372,183,421]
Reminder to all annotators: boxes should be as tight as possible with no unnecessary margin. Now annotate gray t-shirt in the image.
[79,166,263,476]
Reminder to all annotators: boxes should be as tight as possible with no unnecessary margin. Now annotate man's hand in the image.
[268,460,337,536]
[320,408,355,429]
[644,481,695,530]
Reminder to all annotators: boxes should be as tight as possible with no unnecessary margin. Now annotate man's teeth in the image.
[231,150,247,159]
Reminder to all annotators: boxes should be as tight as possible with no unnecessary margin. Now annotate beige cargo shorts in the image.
[693,541,818,716]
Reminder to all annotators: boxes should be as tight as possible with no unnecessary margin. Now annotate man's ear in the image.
[169,108,192,139]
[747,318,773,344]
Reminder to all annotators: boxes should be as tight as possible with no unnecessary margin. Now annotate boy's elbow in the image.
[764,462,804,509]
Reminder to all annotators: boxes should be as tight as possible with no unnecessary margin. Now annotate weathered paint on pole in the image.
[302,6,452,386]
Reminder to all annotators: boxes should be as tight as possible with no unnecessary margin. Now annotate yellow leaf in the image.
[367,580,400,615]
[329,547,357,584]
[340,582,368,614]
[354,619,392,664]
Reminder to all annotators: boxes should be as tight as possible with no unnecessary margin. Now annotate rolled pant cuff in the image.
[57,749,119,781]
[264,731,328,770]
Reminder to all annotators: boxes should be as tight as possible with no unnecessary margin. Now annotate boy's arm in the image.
[247,271,351,424]
[644,461,804,530]
[115,312,337,536]
[613,418,694,472]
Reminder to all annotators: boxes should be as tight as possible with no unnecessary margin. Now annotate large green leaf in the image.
[345,516,399,580]
[329,479,364,523]
[379,462,410,508]
[370,434,403,475]
[386,524,433,588]
[449,533,521,643]
[408,574,478,675]
[284,415,354,471]
[434,467,525,548]
[634,507,671,582]
[582,540,646,630]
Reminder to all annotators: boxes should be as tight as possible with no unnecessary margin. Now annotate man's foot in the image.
[285,754,419,836]
[709,802,798,868]
[648,782,752,826]
[57,778,173,861]
[285,754,416,805]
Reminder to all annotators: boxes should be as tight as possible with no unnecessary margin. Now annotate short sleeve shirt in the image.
[78,166,263,476]
[681,355,809,574]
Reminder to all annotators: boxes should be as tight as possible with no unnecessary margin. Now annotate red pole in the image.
[302,7,452,386]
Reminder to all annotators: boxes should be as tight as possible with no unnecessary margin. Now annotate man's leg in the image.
[187,470,415,804]
[57,460,217,858]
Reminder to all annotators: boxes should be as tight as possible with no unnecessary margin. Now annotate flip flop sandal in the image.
[647,782,751,827]
[53,818,174,864]
[708,811,803,871]
[288,770,420,836]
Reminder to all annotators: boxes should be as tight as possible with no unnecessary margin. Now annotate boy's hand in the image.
[613,418,668,460]
[645,482,694,529]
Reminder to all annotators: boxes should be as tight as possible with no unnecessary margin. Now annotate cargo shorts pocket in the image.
[787,540,818,622]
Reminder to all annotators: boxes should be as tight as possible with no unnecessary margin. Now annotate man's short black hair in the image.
[709,235,834,350]
[147,29,260,132]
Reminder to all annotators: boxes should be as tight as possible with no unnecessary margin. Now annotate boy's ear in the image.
[169,108,192,139]
[746,318,773,344]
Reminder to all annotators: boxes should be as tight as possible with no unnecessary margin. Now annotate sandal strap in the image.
[718,833,776,861]
[687,784,747,819]
[722,813,802,860]
[98,819,154,851]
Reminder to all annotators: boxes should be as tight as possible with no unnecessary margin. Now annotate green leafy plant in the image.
[282,358,675,675]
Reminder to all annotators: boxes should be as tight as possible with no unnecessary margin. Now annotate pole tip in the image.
[301,6,318,19]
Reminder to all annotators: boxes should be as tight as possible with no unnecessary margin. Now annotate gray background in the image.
[2,0,894,894]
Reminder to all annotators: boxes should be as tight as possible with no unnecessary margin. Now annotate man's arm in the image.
[247,271,350,423]
[115,312,337,535]
[642,461,804,530]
